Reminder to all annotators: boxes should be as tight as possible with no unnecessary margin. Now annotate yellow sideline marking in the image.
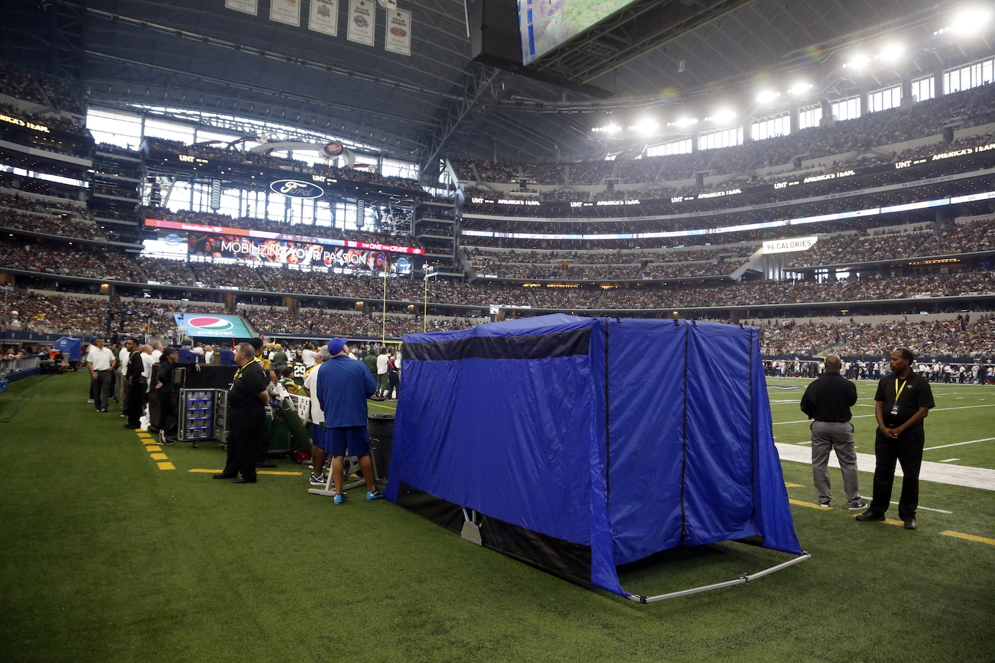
[882,518,905,526]
[145,445,160,452]
[941,531,995,546]
[784,482,803,488]
[789,499,831,509]
[157,462,175,470]
[150,453,169,461]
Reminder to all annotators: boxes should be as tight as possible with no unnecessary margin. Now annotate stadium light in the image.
[630,118,659,136]
[706,109,737,124]
[936,7,992,36]
[842,54,870,70]
[672,117,698,128]
[592,123,622,134]
[787,82,813,96]
[756,89,781,103]
[876,43,904,62]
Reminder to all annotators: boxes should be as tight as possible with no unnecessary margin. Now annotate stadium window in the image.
[144,118,195,144]
[750,115,790,141]
[798,105,823,130]
[911,76,934,102]
[698,127,743,151]
[86,109,142,149]
[382,157,419,180]
[645,139,692,157]
[868,85,901,113]
[831,96,860,122]
[944,55,995,94]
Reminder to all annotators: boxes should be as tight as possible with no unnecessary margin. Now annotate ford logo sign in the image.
[270,179,325,199]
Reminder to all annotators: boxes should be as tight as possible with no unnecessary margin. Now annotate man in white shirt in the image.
[151,341,163,365]
[203,345,214,365]
[302,345,316,369]
[87,338,116,412]
[375,348,390,400]
[302,348,329,486]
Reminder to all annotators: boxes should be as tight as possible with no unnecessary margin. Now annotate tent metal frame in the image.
[624,551,812,604]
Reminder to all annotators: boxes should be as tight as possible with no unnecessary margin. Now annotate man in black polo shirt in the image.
[856,348,935,530]
[214,342,269,484]
[800,354,864,510]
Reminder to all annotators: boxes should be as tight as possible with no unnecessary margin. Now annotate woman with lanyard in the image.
[214,342,269,484]
[856,348,935,530]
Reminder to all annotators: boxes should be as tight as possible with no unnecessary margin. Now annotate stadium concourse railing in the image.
[1,356,41,386]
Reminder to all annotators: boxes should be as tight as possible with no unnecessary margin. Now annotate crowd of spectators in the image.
[918,217,995,256]
[833,316,995,359]
[642,259,746,279]
[136,257,196,286]
[243,306,486,338]
[0,240,143,281]
[190,262,268,290]
[595,270,994,310]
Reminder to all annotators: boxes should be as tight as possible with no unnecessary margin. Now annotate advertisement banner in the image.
[347,0,375,46]
[225,0,257,15]
[173,313,252,338]
[269,0,301,26]
[384,9,411,56]
[187,234,412,275]
[763,236,819,254]
[144,218,425,255]
[309,0,339,35]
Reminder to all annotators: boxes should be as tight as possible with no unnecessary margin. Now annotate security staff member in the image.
[800,355,864,510]
[154,347,179,445]
[856,348,935,530]
[124,338,146,430]
[214,342,268,484]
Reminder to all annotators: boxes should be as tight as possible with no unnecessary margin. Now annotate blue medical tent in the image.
[54,337,82,361]
[385,315,806,601]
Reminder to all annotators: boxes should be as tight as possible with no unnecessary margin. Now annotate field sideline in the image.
[0,371,992,663]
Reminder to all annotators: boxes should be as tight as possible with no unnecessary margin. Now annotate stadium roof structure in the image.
[0,0,976,167]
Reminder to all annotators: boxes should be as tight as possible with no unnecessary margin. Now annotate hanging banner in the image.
[347,0,376,46]
[269,0,301,26]
[384,8,411,56]
[225,0,258,15]
[309,0,339,36]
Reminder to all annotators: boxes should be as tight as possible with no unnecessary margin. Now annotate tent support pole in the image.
[624,552,811,604]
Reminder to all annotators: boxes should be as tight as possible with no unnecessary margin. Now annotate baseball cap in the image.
[327,338,348,355]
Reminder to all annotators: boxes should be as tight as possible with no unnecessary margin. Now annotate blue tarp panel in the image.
[54,337,82,361]
[386,314,802,597]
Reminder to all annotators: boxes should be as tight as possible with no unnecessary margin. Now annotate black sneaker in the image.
[855,511,885,522]
[848,502,868,511]
[904,517,918,530]
[310,473,328,487]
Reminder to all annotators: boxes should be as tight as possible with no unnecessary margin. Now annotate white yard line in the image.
[923,437,995,451]
[773,403,995,426]
[775,443,995,491]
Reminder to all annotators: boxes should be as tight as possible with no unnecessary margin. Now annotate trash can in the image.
[367,413,395,481]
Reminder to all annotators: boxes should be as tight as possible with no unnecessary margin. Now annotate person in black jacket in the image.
[856,348,935,530]
[123,338,146,430]
[214,342,269,484]
[800,355,864,510]
[154,347,179,445]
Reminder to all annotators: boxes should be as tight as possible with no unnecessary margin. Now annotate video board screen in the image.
[187,233,412,275]
[520,0,634,64]
[144,218,425,255]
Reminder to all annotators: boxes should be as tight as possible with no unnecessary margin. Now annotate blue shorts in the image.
[327,425,370,458]
[311,424,334,454]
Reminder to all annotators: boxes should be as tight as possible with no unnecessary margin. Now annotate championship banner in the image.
[347,0,375,46]
[225,0,258,15]
[384,8,411,56]
[270,0,301,26]
[309,0,339,36]
[188,233,413,275]
[145,218,426,255]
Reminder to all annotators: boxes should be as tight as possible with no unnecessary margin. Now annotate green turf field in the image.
[0,372,992,663]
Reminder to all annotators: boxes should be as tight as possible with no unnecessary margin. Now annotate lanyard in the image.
[894,378,908,403]
[234,357,260,380]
